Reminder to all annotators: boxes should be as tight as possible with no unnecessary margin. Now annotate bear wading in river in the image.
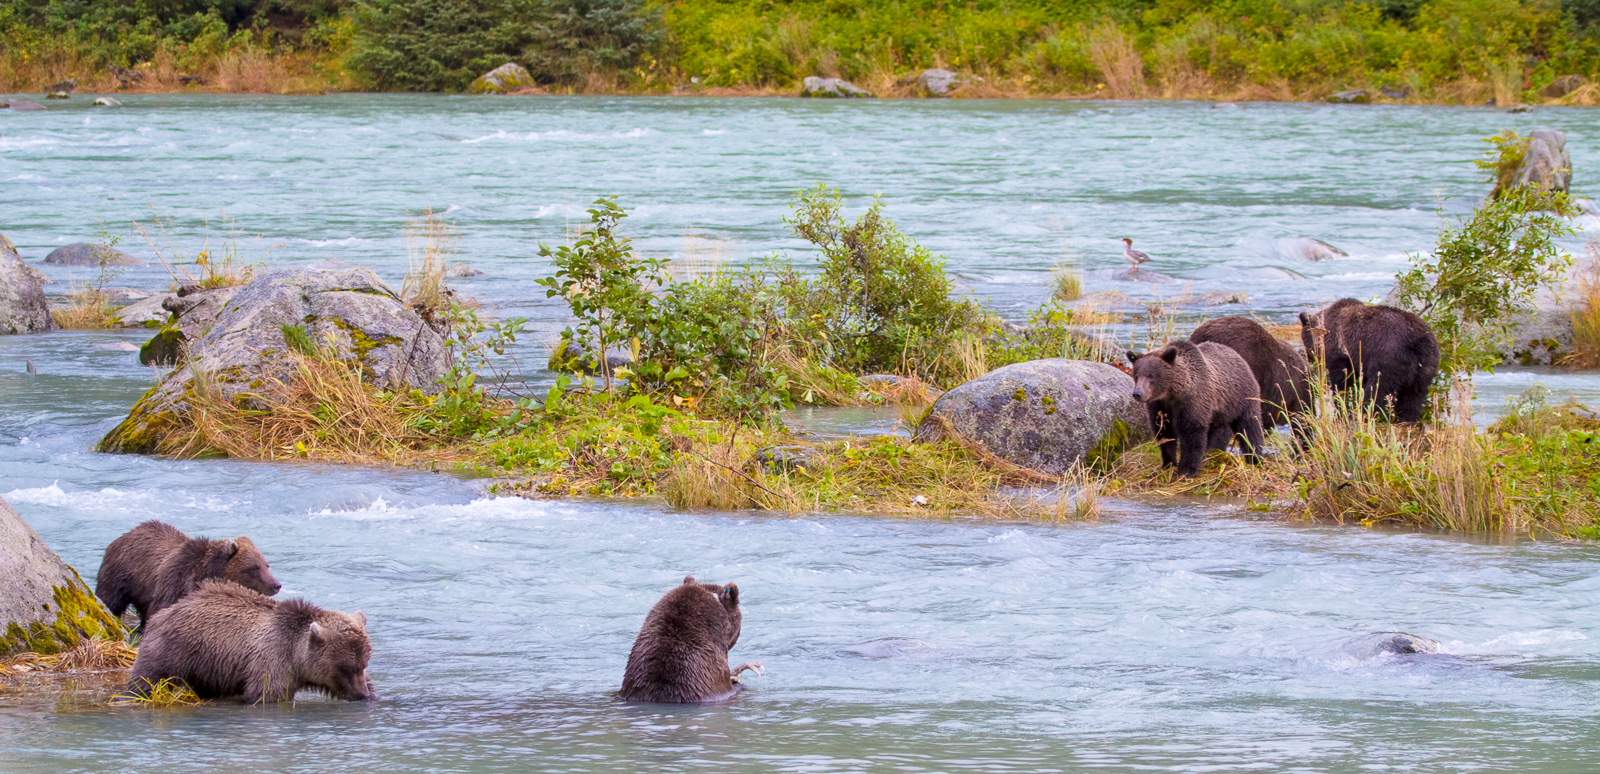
[125,579,374,703]
[1190,316,1313,447]
[1127,340,1265,478]
[1299,299,1439,423]
[96,520,281,632]
[620,576,761,703]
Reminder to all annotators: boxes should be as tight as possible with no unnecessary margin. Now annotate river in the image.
[2,95,1599,771]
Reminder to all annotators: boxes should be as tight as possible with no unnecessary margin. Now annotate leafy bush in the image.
[1394,178,1576,378]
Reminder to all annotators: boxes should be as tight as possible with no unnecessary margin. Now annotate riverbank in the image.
[8,0,1600,105]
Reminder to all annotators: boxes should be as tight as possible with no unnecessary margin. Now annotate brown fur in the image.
[1127,340,1265,478]
[1300,299,1440,422]
[126,579,373,703]
[620,576,746,703]
[1190,316,1313,446]
[96,520,280,631]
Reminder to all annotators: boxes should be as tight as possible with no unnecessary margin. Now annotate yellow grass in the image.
[3,638,137,675]
[1564,258,1600,369]
[403,208,459,316]
[112,677,206,707]
[50,285,118,329]
[136,211,261,290]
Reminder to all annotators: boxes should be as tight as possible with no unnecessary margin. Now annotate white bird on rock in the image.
[1121,238,1152,272]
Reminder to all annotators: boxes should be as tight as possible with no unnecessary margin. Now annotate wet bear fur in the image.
[1299,299,1439,423]
[1190,315,1313,447]
[620,576,747,703]
[126,579,374,703]
[1127,340,1265,478]
[96,520,281,632]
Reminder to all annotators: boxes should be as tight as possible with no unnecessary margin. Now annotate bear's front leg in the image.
[1149,405,1177,468]
[1174,418,1209,478]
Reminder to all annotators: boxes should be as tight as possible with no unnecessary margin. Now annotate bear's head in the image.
[221,536,281,597]
[304,610,374,701]
[682,575,742,653]
[1299,310,1327,363]
[1126,346,1183,403]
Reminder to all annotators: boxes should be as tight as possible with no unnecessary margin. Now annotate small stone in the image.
[93,97,121,107]
[910,495,930,507]
[1111,268,1177,283]
[1379,84,1412,99]
[800,76,873,99]
[43,243,143,267]
[900,69,961,97]
[1543,74,1587,98]
[1328,89,1370,104]
[444,263,482,278]
[469,63,535,95]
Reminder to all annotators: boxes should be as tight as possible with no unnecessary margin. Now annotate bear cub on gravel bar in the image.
[96,520,281,632]
[620,576,761,703]
[126,579,374,703]
[1128,340,1265,478]
[1300,299,1439,423]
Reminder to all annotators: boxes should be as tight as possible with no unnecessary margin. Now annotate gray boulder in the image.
[469,63,535,95]
[1172,290,1249,306]
[1344,632,1440,659]
[0,235,54,334]
[1069,289,1139,309]
[1328,89,1370,104]
[43,243,143,267]
[1,494,126,656]
[915,359,1150,475]
[137,286,242,364]
[1511,128,1572,194]
[1496,305,1579,366]
[101,267,451,454]
[800,77,873,99]
[904,69,962,97]
[93,97,122,107]
[1543,75,1586,98]
[112,293,172,329]
[444,263,482,278]
[1380,84,1412,99]
[1,100,46,111]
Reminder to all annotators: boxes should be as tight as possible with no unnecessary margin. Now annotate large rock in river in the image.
[1,494,126,656]
[469,63,535,94]
[43,242,144,267]
[100,267,451,454]
[800,77,873,98]
[915,359,1150,475]
[136,285,243,364]
[1,234,54,334]
[1510,128,1572,194]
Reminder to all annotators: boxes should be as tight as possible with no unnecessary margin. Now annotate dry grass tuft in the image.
[403,208,462,317]
[1564,257,1600,369]
[112,677,206,708]
[4,638,137,676]
[50,284,119,329]
[136,211,261,290]
[1085,21,1147,99]
[1052,257,1083,301]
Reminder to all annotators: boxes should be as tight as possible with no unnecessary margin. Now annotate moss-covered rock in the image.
[101,267,451,455]
[469,63,535,94]
[0,494,125,656]
[915,359,1151,475]
[0,233,53,335]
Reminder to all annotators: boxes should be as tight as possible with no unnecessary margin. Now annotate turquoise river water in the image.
[2,95,1599,771]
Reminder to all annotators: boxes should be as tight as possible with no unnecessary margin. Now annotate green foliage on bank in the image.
[7,0,1600,97]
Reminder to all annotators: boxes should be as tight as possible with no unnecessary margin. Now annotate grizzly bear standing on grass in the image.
[620,576,761,703]
[126,579,374,703]
[1299,299,1439,423]
[1127,340,1265,478]
[1190,316,1313,444]
[96,520,281,632]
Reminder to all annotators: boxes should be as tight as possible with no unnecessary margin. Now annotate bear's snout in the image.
[269,582,283,594]
[1131,389,1144,402]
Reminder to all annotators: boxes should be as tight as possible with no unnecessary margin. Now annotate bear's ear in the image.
[352,611,366,629]
[1160,347,1179,364]
[682,574,697,586]
[220,539,239,558]
[236,536,254,549]
[309,622,326,644]
[720,584,739,609]
[1299,311,1310,327]
[1126,350,1141,365]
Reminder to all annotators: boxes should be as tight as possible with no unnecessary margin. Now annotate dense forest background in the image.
[4,0,1600,101]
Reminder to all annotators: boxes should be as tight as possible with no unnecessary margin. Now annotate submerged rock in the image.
[469,63,535,95]
[1069,289,1139,309]
[800,77,873,99]
[43,243,143,267]
[1,494,126,656]
[1172,290,1249,306]
[915,359,1150,475]
[1543,75,1586,98]
[444,263,483,278]
[1111,267,1177,283]
[1,100,46,111]
[1345,632,1440,659]
[1509,128,1572,194]
[101,267,451,454]
[1279,237,1348,262]
[1328,89,1370,104]
[0,235,54,335]
[93,97,122,107]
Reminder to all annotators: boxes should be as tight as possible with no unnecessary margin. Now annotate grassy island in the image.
[110,135,1600,537]
[8,0,1600,104]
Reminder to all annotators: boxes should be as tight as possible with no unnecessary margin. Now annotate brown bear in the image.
[125,579,373,703]
[1127,340,1265,478]
[1190,316,1313,446]
[620,575,761,703]
[96,520,281,632]
[1299,299,1440,422]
